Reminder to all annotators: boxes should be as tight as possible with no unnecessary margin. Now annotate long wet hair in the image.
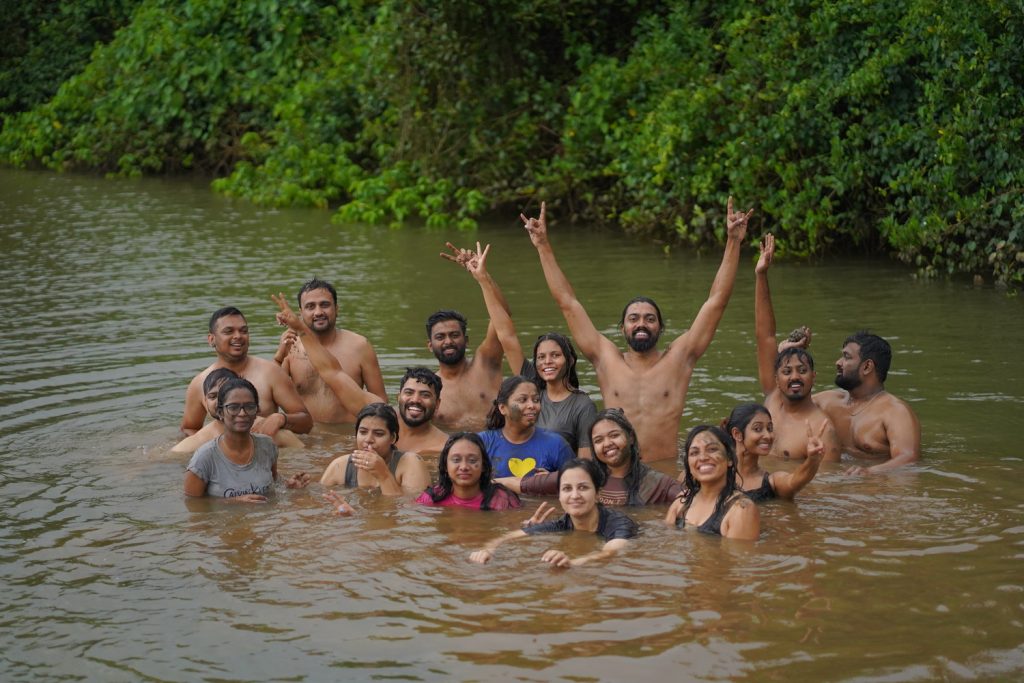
[679,425,739,513]
[427,432,519,510]
[355,403,400,455]
[589,409,648,505]
[531,332,582,391]
[722,403,772,456]
[485,375,537,430]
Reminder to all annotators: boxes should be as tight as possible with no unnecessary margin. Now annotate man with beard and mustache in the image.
[424,304,506,430]
[812,331,921,474]
[275,278,386,423]
[180,306,313,439]
[754,233,840,462]
[523,197,754,462]
[271,295,449,453]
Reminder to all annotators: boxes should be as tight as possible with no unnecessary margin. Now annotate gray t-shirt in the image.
[539,390,597,452]
[187,434,278,498]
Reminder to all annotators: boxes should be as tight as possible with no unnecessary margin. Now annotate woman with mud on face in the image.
[476,375,574,480]
[499,408,685,505]
[470,458,638,568]
[320,403,430,494]
[184,377,310,502]
[725,403,826,503]
[444,242,597,457]
[415,432,521,510]
[665,425,760,540]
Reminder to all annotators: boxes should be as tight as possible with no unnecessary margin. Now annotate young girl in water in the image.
[416,432,521,510]
[665,425,760,540]
[725,403,826,502]
[504,409,685,505]
[449,242,597,457]
[470,458,638,568]
[321,403,430,494]
[184,377,309,501]
[477,375,574,478]
[173,368,305,453]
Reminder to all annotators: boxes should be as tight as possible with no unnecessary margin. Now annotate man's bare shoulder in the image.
[334,328,374,350]
[812,388,846,408]
[873,392,917,419]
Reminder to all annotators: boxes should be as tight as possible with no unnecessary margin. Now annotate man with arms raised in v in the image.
[272,295,449,454]
[814,331,921,474]
[180,306,313,438]
[523,198,753,462]
[275,278,386,423]
[754,233,841,462]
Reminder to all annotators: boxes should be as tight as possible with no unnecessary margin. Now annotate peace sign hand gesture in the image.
[521,501,557,529]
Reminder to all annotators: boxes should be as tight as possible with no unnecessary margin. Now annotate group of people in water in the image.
[177,198,922,565]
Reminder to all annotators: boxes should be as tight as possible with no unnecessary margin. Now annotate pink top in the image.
[416,487,521,510]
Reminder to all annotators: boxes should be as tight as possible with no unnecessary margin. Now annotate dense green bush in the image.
[1,0,1020,285]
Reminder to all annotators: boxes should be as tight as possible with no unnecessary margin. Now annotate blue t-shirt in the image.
[477,428,573,478]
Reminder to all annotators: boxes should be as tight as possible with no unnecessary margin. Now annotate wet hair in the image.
[427,432,519,510]
[618,296,665,328]
[589,409,647,505]
[532,332,581,390]
[297,277,338,307]
[556,457,607,491]
[774,346,815,372]
[203,367,239,395]
[485,375,537,430]
[354,403,400,442]
[844,331,892,382]
[723,403,772,446]
[679,425,739,511]
[426,309,467,338]
[216,377,259,415]
[208,306,246,333]
[399,366,442,398]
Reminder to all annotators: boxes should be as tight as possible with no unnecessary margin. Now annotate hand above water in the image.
[521,201,548,248]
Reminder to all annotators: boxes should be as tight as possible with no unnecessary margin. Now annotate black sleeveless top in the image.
[743,472,777,503]
[677,492,745,536]
[344,448,403,488]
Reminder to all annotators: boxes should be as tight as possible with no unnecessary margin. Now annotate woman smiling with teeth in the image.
[665,425,760,540]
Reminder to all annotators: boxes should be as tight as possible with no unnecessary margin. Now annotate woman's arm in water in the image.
[469,529,528,563]
[720,496,760,540]
[771,420,827,499]
[541,538,629,568]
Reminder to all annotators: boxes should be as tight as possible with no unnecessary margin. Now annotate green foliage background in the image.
[2,0,1021,285]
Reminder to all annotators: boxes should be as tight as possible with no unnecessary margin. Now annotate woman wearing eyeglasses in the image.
[184,377,309,502]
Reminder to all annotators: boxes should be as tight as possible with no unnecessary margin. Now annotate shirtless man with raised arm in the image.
[271,295,449,454]
[524,198,753,462]
[423,247,510,429]
[754,233,841,462]
[274,278,386,423]
[813,331,921,474]
[180,306,313,438]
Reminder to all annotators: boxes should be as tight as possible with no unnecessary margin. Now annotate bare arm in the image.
[523,202,619,365]
[862,402,921,474]
[771,420,826,499]
[672,197,753,365]
[541,538,629,568]
[453,242,526,373]
[184,470,208,497]
[360,342,387,403]
[179,376,208,436]
[266,364,314,434]
[754,233,778,396]
[272,293,382,416]
[440,241,509,372]
[469,529,529,563]
[720,495,760,540]
[396,452,431,493]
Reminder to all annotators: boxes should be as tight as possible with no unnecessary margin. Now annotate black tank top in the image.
[743,472,777,503]
[678,492,744,536]
[343,448,403,488]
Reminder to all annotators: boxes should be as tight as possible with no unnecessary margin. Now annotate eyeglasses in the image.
[223,402,259,416]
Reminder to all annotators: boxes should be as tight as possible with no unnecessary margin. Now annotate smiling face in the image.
[498,381,541,428]
[621,302,662,352]
[208,314,249,361]
[445,438,484,491]
[397,379,438,427]
[590,419,632,471]
[738,413,774,458]
[534,339,568,385]
[558,466,598,518]
[777,354,815,401]
[299,287,337,334]
[686,431,731,485]
[219,387,258,434]
[428,320,468,366]
[356,416,397,457]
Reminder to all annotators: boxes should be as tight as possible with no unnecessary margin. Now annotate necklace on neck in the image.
[219,434,254,465]
[849,390,884,416]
